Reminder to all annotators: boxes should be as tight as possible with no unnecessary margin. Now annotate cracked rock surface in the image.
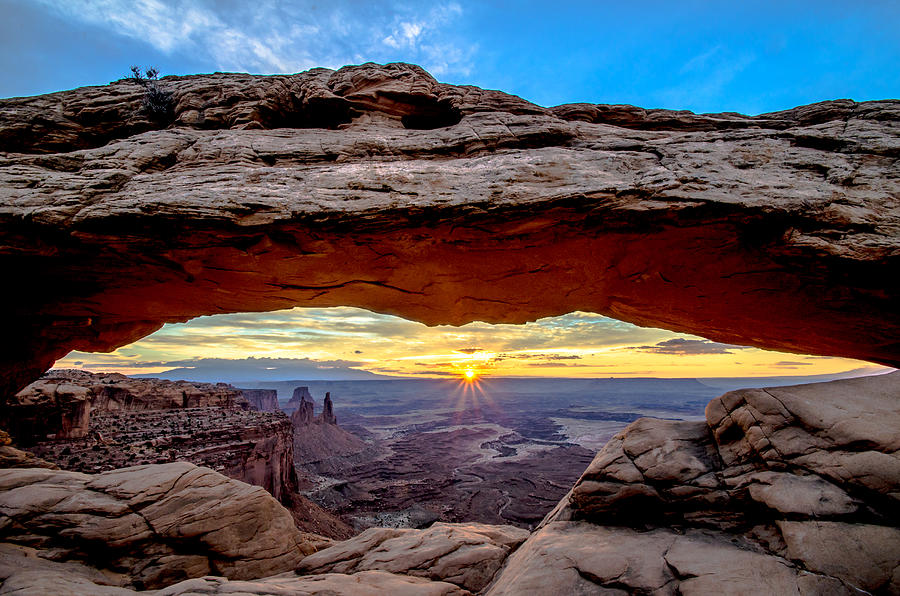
[485,371,900,595]
[296,522,529,592]
[0,462,315,589]
[0,546,469,596]
[1,63,899,396]
[0,375,897,594]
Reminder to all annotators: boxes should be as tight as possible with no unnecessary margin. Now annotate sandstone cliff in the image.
[7,370,354,539]
[285,386,313,415]
[3,369,248,444]
[239,388,281,412]
[1,63,898,398]
[289,388,368,468]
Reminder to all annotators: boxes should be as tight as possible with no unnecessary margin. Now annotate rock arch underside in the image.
[0,63,899,594]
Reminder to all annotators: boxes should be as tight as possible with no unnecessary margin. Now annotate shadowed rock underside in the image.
[0,62,898,396]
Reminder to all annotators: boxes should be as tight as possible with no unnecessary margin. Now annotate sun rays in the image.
[447,372,498,426]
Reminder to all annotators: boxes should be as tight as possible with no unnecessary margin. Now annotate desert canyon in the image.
[0,62,898,594]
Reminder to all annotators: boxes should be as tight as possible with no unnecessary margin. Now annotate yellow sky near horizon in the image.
[52,307,885,380]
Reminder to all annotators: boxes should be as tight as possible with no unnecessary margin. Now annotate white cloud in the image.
[679,45,722,74]
[656,49,756,113]
[383,22,423,49]
[33,0,476,77]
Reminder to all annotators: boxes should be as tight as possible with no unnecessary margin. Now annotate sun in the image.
[463,368,477,381]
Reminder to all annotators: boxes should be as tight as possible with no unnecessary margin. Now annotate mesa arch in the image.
[1,63,898,398]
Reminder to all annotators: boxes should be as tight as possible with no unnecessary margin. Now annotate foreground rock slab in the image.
[0,547,469,596]
[486,372,900,595]
[297,522,529,592]
[0,462,314,589]
[485,522,852,595]
[2,63,899,396]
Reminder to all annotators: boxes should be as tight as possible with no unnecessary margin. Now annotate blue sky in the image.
[2,0,898,114]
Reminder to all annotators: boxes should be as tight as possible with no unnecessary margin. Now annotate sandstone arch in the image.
[1,63,898,397]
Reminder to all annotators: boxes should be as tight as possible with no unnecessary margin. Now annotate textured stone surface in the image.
[321,393,336,425]
[28,406,297,498]
[0,548,470,596]
[490,372,900,594]
[291,390,315,426]
[297,522,529,592]
[4,369,248,444]
[291,388,367,470]
[0,462,312,589]
[778,521,900,593]
[484,522,851,595]
[1,63,899,396]
[152,571,470,595]
[240,389,281,412]
[8,370,354,540]
[0,446,58,470]
[285,387,314,415]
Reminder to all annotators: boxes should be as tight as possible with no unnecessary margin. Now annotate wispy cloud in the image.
[53,307,871,379]
[765,361,815,369]
[630,338,749,356]
[656,46,756,112]
[33,0,476,76]
[679,45,722,74]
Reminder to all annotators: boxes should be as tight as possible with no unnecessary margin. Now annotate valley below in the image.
[267,377,726,530]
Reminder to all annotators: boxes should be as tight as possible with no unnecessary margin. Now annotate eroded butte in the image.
[1,62,899,395]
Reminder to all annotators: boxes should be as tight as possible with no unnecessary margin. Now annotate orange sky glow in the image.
[52,307,887,380]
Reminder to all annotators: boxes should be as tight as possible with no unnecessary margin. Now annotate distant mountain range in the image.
[131,357,890,389]
[133,357,390,383]
[696,366,891,392]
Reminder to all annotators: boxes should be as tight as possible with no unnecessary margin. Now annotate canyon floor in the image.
[262,377,817,530]
[1,371,897,594]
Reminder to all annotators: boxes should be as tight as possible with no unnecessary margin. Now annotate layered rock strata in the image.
[296,522,530,592]
[1,63,899,397]
[29,406,297,500]
[285,386,314,416]
[0,374,897,594]
[0,463,314,590]
[8,370,354,539]
[240,388,281,412]
[290,389,368,470]
[484,371,900,595]
[3,369,248,444]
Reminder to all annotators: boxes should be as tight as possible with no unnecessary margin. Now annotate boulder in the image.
[0,462,311,589]
[485,522,852,595]
[297,522,529,592]
[0,546,470,596]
